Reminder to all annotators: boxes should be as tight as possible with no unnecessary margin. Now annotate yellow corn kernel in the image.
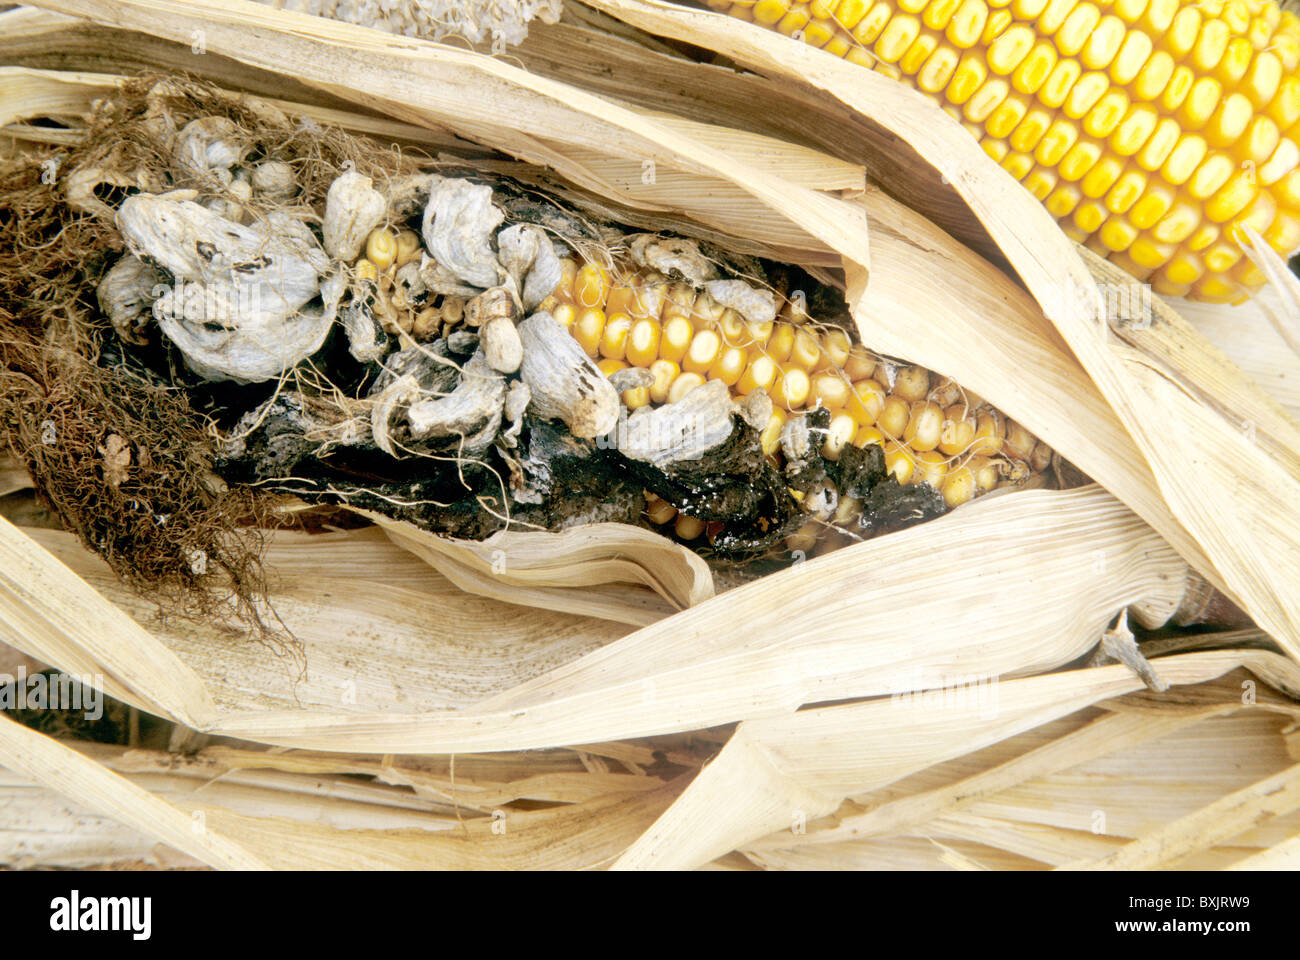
[1083,88,1131,138]
[809,371,852,408]
[918,44,962,91]
[394,229,422,267]
[853,423,886,449]
[1055,138,1097,179]
[911,450,950,487]
[551,302,577,328]
[626,318,661,368]
[774,365,812,410]
[574,262,610,309]
[877,394,911,437]
[1132,49,1175,101]
[682,329,723,374]
[1110,103,1159,156]
[988,23,1036,73]
[737,355,780,396]
[883,441,917,483]
[847,379,888,424]
[647,359,680,405]
[597,357,628,377]
[941,463,978,506]
[709,346,749,386]
[1081,14,1125,69]
[667,372,707,404]
[760,408,788,456]
[660,315,693,364]
[904,400,945,450]
[938,405,977,455]
[599,313,633,361]
[573,307,606,358]
[822,413,859,460]
[1038,55,1081,106]
[1110,29,1153,85]
[877,14,922,62]
[947,50,991,104]
[1081,154,1126,196]
[946,0,990,46]
[1135,117,1182,169]
[970,410,1005,455]
[900,33,941,74]
[1128,180,1175,227]
[1024,166,1060,199]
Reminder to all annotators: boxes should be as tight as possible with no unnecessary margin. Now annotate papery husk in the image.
[571,0,1300,659]
[613,652,1300,869]
[4,656,1300,869]
[2,486,1194,751]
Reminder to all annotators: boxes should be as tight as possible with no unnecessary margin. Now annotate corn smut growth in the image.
[708,0,1300,303]
[519,253,1053,551]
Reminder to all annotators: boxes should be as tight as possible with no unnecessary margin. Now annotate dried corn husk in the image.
[1,0,1299,872]
[0,486,1194,751]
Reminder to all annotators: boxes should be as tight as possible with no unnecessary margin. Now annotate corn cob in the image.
[708,0,1300,303]
[540,256,1055,551]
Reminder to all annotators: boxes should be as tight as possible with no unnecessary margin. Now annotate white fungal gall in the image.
[703,279,778,325]
[115,195,332,383]
[97,255,162,346]
[421,179,504,291]
[517,310,619,439]
[323,169,386,261]
[250,160,296,201]
[481,316,523,374]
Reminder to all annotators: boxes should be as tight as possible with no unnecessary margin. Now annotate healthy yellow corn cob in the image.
[709,0,1300,303]
[542,258,1054,546]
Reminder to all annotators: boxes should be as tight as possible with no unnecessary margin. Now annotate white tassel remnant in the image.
[268,0,563,47]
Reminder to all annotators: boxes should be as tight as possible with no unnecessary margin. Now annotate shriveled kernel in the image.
[1003,418,1037,458]
[674,514,705,541]
[365,228,398,270]
[645,495,678,526]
